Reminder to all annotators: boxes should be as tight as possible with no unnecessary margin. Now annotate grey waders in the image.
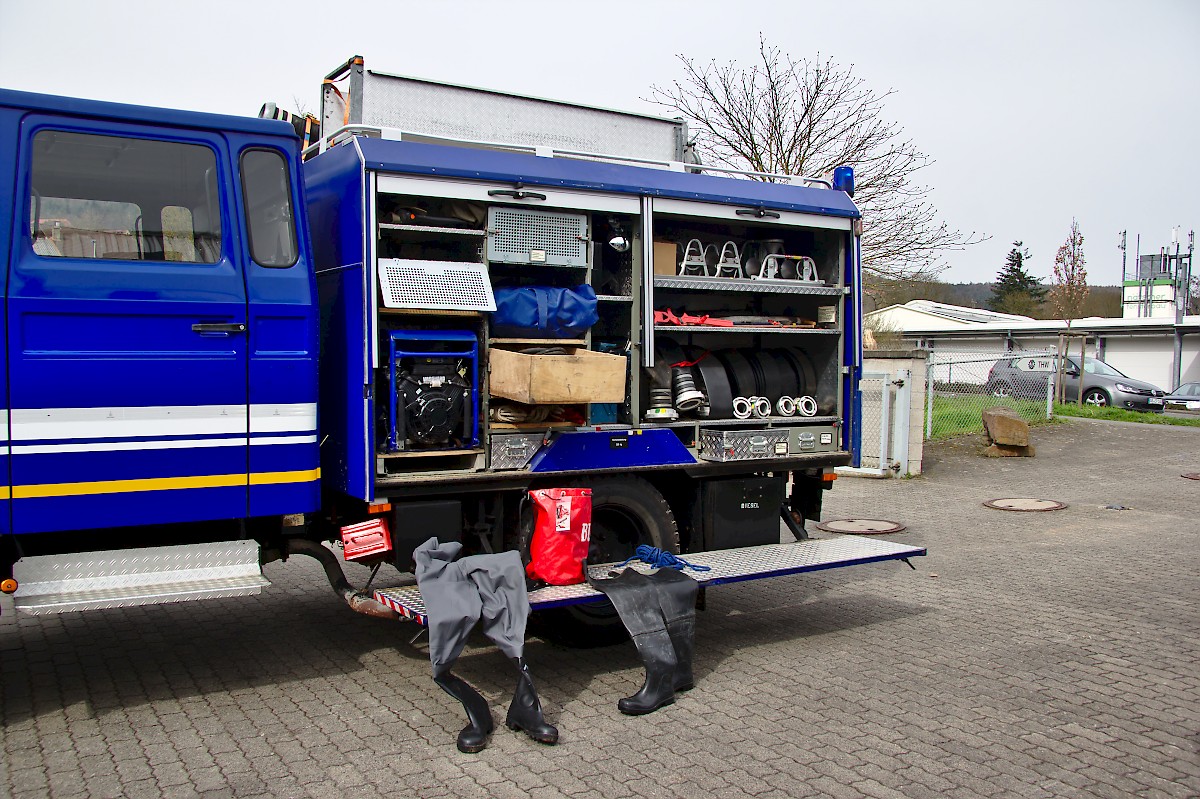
[414,538,558,751]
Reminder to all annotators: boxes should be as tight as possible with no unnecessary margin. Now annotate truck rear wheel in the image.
[531,476,679,648]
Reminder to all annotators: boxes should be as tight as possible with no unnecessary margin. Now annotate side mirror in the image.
[1065,369,1079,377]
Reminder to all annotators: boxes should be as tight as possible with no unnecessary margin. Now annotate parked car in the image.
[1164,382,1200,410]
[985,355,1166,411]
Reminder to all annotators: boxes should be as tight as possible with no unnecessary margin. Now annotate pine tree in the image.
[988,241,1047,313]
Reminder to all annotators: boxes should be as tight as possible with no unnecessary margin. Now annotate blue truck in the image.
[0,57,922,644]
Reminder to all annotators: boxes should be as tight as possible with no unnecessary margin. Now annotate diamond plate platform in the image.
[13,541,269,615]
[373,536,926,626]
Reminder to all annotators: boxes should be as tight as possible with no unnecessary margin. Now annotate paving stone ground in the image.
[2,417,1198,799]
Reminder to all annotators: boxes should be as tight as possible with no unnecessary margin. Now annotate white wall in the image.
[1102,338,1177,390]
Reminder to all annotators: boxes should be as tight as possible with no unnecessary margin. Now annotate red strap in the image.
[654,308,682,325]
[680,313,734,327]
[671,350,710,368]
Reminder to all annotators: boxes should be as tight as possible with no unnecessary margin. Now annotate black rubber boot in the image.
[505,657,559,744]
[433,673,493,753]
[649,568,699,692]
[594,569,678,715]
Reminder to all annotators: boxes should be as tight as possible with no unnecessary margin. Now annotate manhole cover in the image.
[815,518,907,535]
[1182,473,1200,481]
[983,498,1067,512]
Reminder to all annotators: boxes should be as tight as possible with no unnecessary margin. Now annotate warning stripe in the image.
[9,469,320,499]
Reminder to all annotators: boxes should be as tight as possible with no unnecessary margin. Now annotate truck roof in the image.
[353,138,861,219]
[0,87,298,140]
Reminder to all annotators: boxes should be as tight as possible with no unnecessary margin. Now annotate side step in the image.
[374,535,926,626]
[12,541,269,615]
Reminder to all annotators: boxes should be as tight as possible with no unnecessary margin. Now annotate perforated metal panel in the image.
[377,258,496,311]
[355,70,685,161]
[487,208,588,267]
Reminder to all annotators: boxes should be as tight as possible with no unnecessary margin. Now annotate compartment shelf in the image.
[653,325,840,335]
[654,275,842,295]
[379,223,486,236]
[643,415,839,428]
[597,294,634,302]
[377,448,486,459]
[489,338,587,346]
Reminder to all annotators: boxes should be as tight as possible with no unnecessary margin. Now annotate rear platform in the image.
[374,535,925,626]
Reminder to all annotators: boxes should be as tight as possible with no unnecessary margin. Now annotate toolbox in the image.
[697,428,790,462]
[489,432,545,470]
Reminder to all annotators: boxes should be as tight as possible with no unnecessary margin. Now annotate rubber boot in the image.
[649,568,699,692]
[505,657,559,744]
[594,569,678,715]
[433,673,493,753]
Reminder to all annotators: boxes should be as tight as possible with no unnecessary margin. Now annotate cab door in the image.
[8,120,249,534]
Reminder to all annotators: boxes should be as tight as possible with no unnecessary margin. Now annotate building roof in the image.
[867,300,1033,326]
[867,300,1200,337]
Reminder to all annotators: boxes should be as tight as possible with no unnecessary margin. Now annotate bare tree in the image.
[1049,219,1089,402]
[647,37,982,280]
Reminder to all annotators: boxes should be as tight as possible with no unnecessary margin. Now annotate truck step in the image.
[374,535,926,626]
[12,541,269,615]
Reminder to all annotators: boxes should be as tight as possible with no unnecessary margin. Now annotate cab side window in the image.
[29,130,222,263]
[240,149,298,268]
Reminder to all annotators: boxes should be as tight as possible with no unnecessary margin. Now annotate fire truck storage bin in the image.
[697,428,790,462]
[698,475,787,551]
[488,347,626,405]
[490,432,545,470]
[340,518,394,563]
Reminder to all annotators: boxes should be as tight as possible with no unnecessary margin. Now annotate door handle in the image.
[192,323,247,334]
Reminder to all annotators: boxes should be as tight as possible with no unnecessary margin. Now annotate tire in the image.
[531,476,679,648]
[1082,388,1110,407]
[990,380,1014,399]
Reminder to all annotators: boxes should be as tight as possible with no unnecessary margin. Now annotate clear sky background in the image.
[1,0,1196,285]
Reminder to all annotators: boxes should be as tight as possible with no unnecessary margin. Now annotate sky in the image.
[1,0,1196,285]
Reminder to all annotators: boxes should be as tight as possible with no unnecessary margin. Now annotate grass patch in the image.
[1052,402,1200,427]
[927,395,1052,440]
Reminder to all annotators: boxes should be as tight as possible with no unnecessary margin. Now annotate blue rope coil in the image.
[616,545,711,572]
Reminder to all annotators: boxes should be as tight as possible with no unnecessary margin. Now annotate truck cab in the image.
[0,89,319,553]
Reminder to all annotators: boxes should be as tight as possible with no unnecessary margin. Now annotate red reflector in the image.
[340,518,394,563]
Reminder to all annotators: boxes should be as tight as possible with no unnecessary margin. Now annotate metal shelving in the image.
[378,223,486,236]
[654,275,840,295]
[643,415,838,429]
[653,325,840,335]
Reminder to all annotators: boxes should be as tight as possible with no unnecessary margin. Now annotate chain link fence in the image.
[924,350,1055,440]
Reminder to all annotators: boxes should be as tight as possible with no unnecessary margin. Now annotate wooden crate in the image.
[489,347,626,404]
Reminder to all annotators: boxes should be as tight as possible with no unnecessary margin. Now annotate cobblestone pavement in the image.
[2,417,1198,799]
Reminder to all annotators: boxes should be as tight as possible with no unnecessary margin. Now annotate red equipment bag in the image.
[526,488,592,585]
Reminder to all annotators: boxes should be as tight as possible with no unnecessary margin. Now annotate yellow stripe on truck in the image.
[249,468,321,486]
[10,469,320,499]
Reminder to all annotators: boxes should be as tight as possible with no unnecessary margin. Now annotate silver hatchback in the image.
[986,355,1166,412]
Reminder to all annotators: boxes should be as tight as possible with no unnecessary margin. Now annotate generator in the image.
[387,330,480,451]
